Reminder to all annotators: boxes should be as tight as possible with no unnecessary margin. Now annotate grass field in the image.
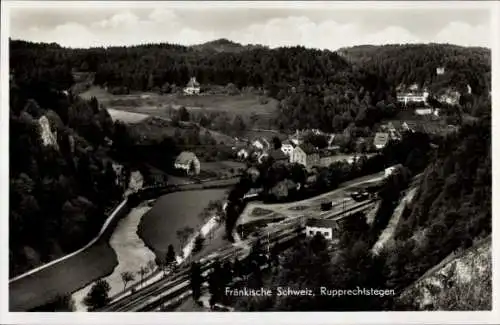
[107,108,150,124]
[80,86,277,117]
[137,189,229,262]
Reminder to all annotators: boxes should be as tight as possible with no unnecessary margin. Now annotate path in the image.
[371,188,417,255]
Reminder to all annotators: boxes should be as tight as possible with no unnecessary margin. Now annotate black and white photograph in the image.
[1,0,497,323]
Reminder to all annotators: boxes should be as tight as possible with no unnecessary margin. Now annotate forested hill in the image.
[10,39,396,132]
[190,38,267,53]
[337,44,491,96]
[9,51,129,277]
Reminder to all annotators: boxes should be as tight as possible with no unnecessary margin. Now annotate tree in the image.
[193,235,205,253]
[178,107,190,122]
[83,279,111,310]
[137,265,149,286]
[272,136,282,150]
[147,260,157,273]
[190,262,203,302]
[120,271,135,291]
[165,244,176,266]
[176,226,195,250]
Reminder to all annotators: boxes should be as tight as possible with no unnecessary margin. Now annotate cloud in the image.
[9,9,491,49]
[434,21,490,47]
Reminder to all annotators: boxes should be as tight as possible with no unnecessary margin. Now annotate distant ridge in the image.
[190,38,268,53]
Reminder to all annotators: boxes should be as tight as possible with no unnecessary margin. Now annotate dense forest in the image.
[230,111,491,311]
[9,37,491,302]
[9,65,129,276]
[338,43,491,96]
[10,39,491,133]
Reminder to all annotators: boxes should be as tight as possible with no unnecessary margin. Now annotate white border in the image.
[1,1,499,324]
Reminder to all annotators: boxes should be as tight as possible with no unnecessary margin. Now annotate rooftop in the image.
[306,218,339,229]
[373,132,389,147]
[175,151,198,165]
[186,77,200,88]
[269,149,289,161]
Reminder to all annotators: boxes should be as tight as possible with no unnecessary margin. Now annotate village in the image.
[171,67,463,184]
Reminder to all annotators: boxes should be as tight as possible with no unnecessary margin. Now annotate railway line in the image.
[99,199,377,312]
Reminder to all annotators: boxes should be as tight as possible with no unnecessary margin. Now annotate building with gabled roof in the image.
[174,151,201,175]
[183,77,200,95]
[305,218,341,241]
[373,132,390,150]
[291,144,320,169]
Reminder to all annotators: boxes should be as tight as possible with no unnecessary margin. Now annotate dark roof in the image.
[298,144,318,155]
[269,149,288,161]
[306,218,338,229]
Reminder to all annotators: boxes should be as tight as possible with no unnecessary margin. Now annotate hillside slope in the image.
[337,43,491,96]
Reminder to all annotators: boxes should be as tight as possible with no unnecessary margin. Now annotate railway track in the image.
[100,200,377,312]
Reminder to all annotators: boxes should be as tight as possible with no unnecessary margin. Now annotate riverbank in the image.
[71,203,156,311]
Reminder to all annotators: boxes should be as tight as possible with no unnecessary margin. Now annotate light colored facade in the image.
[291,146,319,169]
[174,151,201,175]
[237,148,249,160]
[183,77,200,95]
[373,132,389,150]
[281,141,294,157]
[397,92,429,105]
[252,140,264,150]
[305,218,340,241]
[415,108,433,115]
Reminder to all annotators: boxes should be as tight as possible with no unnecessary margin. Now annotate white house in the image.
[237,148,249,160]
[281,140,294,157]
[436,67,445,75]
[183,77,200,95]
[305,218,340,241]
[252,139,265,150]
[174,151,201,175]
[415,108,434,116]
[373,132,389,150]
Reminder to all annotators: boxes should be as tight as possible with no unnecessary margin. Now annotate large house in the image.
[396,91,429,105]
[174,151,201,175]
[373,132,390,150]
[183,77,200,95]
[291,145,320,169]
[305,218,340,241]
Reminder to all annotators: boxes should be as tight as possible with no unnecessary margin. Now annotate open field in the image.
[138,189,229,262]
[201,160,247,178]
[107,108,150,124]
[80,86,278,117]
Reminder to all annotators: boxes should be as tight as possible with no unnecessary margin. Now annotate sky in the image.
[6,2,493,50]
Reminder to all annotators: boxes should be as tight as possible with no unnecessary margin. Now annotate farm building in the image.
[183,77,200,95]
[281,140,294,157]
[373,132,389,150]
[291,145,320,170]
[305,218,340,241]
[174,151,201,175]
